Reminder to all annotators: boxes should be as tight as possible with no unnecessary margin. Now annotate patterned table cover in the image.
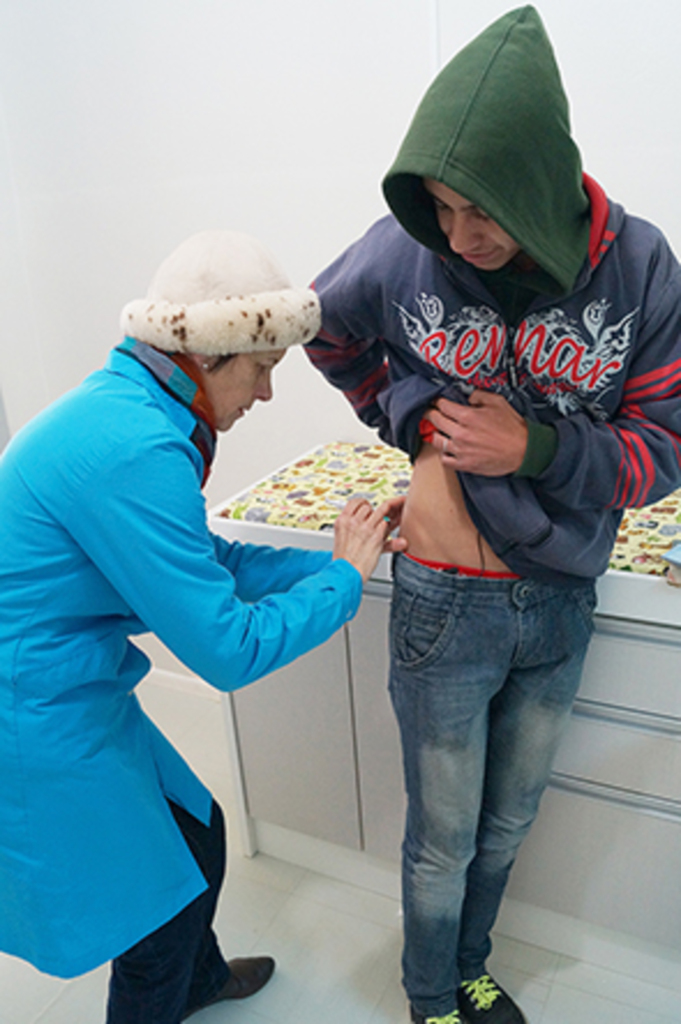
[217,441,681,576]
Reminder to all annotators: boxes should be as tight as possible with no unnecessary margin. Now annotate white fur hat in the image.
[120,230,321,355]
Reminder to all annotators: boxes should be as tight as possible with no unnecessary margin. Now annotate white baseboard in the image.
[497,896,681,989]
[253,819,401,899]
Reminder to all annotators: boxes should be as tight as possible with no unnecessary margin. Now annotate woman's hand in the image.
[333,496,407,582]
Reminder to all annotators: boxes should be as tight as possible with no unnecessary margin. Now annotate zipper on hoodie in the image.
[442,258,525,405]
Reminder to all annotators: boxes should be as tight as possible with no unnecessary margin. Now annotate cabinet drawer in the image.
[579,616,681,719]
[555,710,681,806]
[508,786,681,948]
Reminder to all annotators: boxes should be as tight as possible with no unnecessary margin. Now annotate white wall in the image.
[1,1,681,504]
[0,391,8,452]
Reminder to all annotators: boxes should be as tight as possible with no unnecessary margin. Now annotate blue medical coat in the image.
[0,349,361,977]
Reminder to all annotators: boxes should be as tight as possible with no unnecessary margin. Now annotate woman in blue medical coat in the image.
[0,230,405,1023]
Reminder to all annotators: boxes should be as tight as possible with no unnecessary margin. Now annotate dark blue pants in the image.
[389,555,596,1018]
[106,800,231,1024]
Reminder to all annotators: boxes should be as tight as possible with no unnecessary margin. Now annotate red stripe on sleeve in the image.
[623,357,681,401]
[617,428,656,507]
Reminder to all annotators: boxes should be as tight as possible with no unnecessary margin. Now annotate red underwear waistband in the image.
[404,552,521,580]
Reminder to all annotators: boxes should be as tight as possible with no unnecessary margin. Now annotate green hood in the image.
[382,6,590,294]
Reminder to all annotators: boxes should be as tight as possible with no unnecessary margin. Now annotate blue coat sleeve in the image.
[59,433,362,691]
[210,532,334,602]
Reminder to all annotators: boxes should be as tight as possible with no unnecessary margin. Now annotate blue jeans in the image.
[389,555,596,1018]
[106,800,231,1024]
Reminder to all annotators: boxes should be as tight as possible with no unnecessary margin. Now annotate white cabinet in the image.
[228,583,403,858]
[230,629,362,849]
[506,612,681,947]
[347,586,405,861]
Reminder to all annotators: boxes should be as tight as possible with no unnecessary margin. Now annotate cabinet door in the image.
[231,629,362,849]
[507,786,681,948]
[348,589,405,862]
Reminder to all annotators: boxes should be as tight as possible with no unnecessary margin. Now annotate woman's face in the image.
[195,350,285,431]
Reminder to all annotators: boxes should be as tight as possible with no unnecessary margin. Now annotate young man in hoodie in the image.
[305,7,681,1024]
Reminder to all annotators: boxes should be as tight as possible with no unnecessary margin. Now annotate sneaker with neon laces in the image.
[457,974,526,1024]
[409,1008,461,1024]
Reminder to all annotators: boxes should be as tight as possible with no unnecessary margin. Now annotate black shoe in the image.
[182,956,275,1019]
[458,974,526,1024]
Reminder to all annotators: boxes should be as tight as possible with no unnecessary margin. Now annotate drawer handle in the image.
[550,771,681,822]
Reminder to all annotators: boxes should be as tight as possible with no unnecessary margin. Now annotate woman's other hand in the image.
[333,497,407,582]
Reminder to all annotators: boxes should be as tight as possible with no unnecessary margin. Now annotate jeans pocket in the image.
[572,583,597,638]
[390,585,452,668]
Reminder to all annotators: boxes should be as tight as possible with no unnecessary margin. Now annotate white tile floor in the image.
[3,672,681,1024]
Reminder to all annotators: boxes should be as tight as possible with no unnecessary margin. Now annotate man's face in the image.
[423,178,521,271]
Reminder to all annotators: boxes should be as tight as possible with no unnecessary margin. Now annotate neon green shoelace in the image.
[425,1012,461,1024]
[461,974,502,1011]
